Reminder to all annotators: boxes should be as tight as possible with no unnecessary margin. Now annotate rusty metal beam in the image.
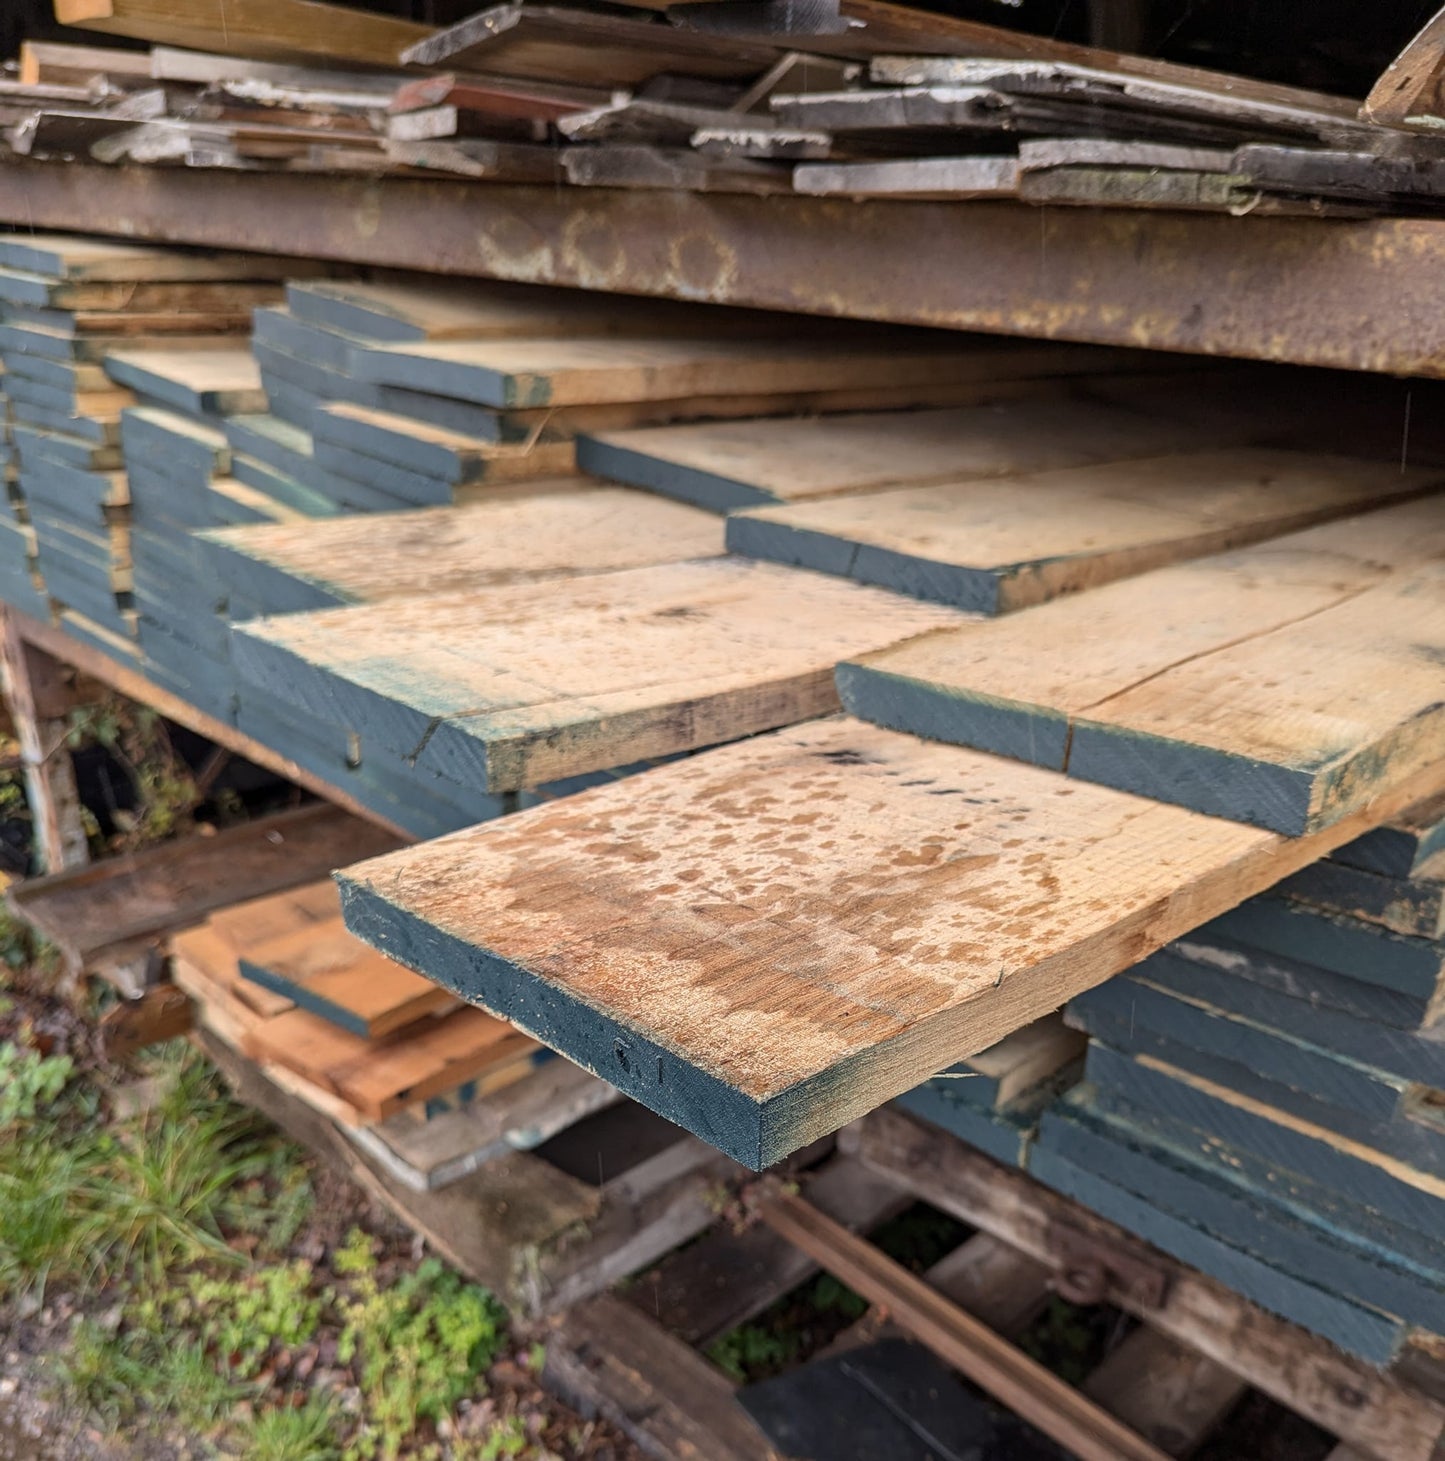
[1,158,1444,375]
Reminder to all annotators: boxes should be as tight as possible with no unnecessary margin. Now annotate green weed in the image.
[0,1042,73,1123]
[237,1397,343,1461]
[61,1318,253,1435]
[706,1323,803,1384]
[186,1261,324,1379]
[335,1230,509,1460]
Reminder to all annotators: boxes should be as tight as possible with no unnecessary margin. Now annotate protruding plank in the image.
[838,497,1445,833]
[794,155,1021,199]
[0,231,302,282]
[55,0,431,68]
[347,333,1136,409]
[238,920,458,1039]
[337,716,1445,1168]
[575,395,1262,513]
[201,485,725,615]
[103,346,267,417]
[8,801,401,962]
[730,449,1431,613]
[230,559,961,791]
[399,4,780,86]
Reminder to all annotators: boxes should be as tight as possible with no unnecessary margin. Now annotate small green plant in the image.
[705,1323,802,1384]
[239,1396,343,1461]
[0,1042,73,1124]
[60,1319,253,1435]
[187,1260,324,1379]
[334,1230,509,1460]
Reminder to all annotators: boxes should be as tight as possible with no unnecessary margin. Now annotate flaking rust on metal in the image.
[8,161,1445,375]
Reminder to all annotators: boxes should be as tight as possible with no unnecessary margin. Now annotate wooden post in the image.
[0,609,89,873]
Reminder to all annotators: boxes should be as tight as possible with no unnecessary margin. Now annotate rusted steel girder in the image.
[3,158,1445,375]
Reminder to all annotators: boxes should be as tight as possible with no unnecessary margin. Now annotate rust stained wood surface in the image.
[7,162,1445,376]
[338,716,1445,1168]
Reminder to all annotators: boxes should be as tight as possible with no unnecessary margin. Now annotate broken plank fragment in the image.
[229,558,962,791]
[347,332,1020,409]
[729,448,1434,612]
[837,495,1445,832]
[337,714,1445,1168]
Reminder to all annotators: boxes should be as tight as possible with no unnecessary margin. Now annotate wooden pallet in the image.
[545,1103,1445,1461]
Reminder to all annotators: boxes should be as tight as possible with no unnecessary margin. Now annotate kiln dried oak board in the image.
[574,396,1267,513]
[337,715,1445,1168]
[729,448,1430,612]
[229,558,961,791]
[199,486,726,615]
[839,497,1445,833]
[346,335,1133,410]
[56,0,432,68]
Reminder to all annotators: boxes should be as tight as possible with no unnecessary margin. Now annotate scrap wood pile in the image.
[5,0,1445,212]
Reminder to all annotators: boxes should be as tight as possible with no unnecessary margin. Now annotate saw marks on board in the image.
[337,715,1445,1168]
[229,557,962,791]
[727,449,1442,612]
[839,496,1445,833]
[198,485,726,614]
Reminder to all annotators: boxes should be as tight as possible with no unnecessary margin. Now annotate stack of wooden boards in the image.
[7,6,1445,216]
[172,879,552,1128]
[0,233,296,658]
[1035,793,1445,1365]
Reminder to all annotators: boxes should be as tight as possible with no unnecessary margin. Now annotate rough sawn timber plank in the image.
[338,716,1445,1169]
[229,558,962,792]
[728,448,1435,612]
[198,486,725,615]
[839,496,1445,833]
[55,0,431,67]
[573,393,1268,513]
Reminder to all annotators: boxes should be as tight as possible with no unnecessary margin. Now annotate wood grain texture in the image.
[56,0,430,67]
[0,231,301,282]
[400,3,778,86]
[731,448,1431,613]
[103,346,266,417]
[1362,6,1445,125]
[199,486,725,615]
[230,559,960,792]
[338,715,1445,1167]
[574,394,1267,513]
[839,497,1445,832]
[238,918,458,1039]
[348,334,1131,409]
[243,1003,538,1121]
